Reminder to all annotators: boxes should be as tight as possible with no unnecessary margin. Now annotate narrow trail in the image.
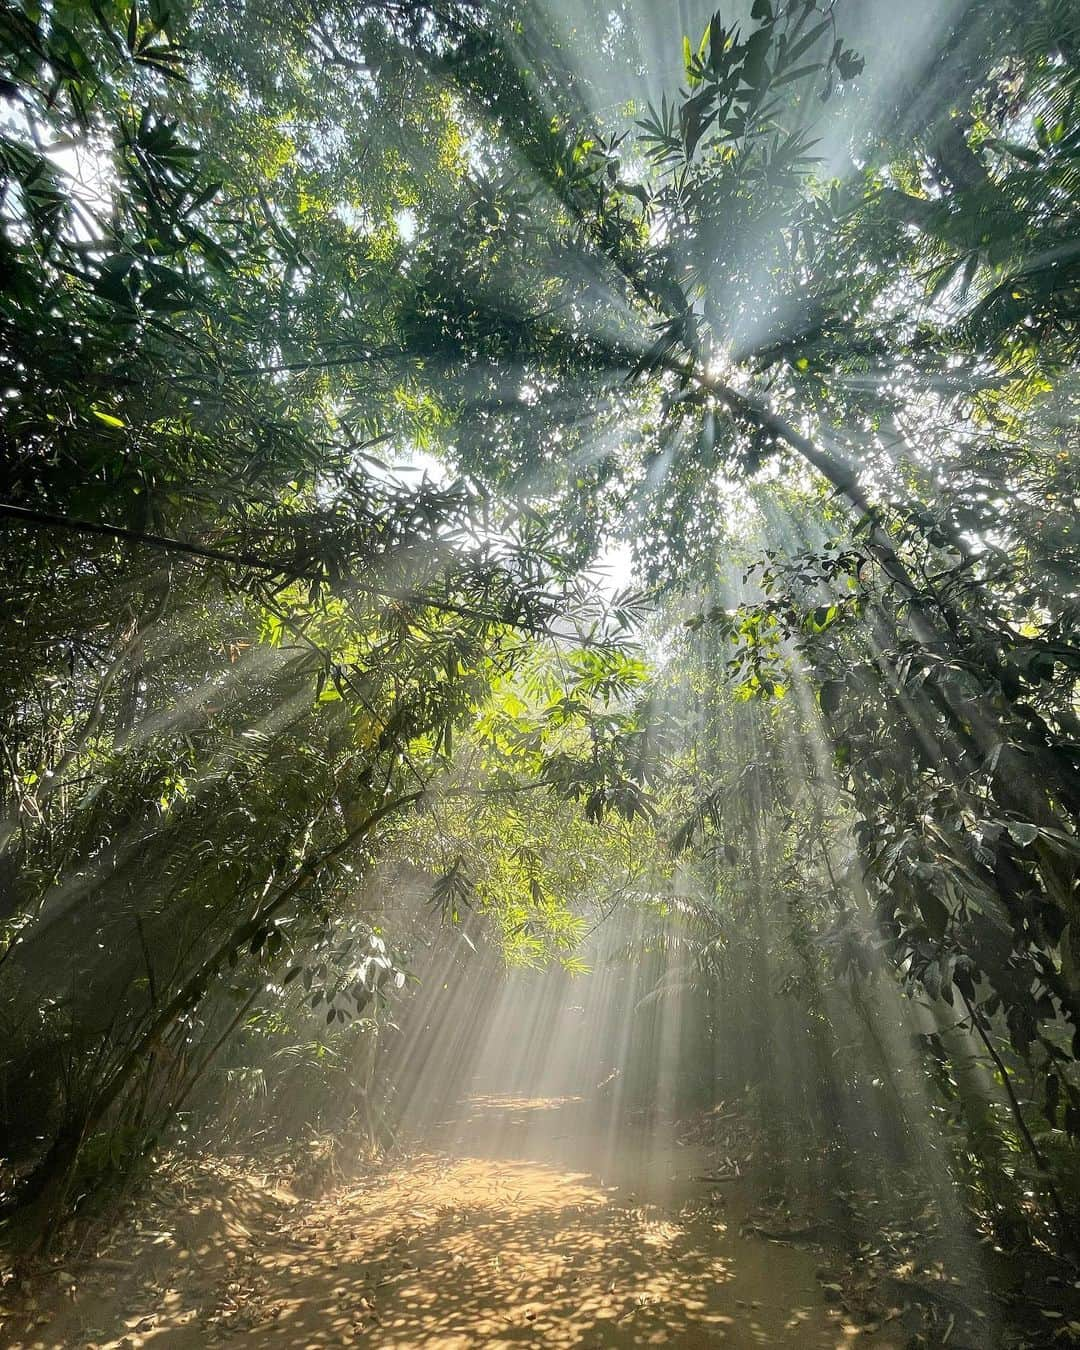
[6,1096,899,1348]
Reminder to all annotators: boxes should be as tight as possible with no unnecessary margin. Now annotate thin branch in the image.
[0,500,562,633]
[1,501,284,572]
[958,987,1075,1251]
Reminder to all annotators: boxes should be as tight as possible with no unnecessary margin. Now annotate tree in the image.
[2,0,1078,1257]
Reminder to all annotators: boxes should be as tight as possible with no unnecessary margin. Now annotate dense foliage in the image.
[1,0,1078,1281]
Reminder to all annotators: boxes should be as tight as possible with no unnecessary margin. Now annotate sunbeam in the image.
[2,1,1079,1345]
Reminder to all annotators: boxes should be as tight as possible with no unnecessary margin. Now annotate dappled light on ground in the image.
[4,1095,898,1347]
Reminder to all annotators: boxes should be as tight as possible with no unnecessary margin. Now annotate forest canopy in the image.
[0,0,1079,1310]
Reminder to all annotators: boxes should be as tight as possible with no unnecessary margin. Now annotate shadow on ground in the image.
[4,1096,900,1348]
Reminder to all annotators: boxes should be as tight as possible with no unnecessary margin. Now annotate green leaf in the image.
[91,408,126,428]
[807,604,837,632]
[708,16,728,73]
[773,61,822,88]
[742,27,771,86]
[782,19,829,68]
[918,893,949,940]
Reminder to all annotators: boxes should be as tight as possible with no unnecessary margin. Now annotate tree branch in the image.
[0,500,559,633]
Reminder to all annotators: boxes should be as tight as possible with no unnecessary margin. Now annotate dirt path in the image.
[4,1097,899,1348]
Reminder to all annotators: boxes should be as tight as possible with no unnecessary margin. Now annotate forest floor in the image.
[0,1093,1015,1347]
